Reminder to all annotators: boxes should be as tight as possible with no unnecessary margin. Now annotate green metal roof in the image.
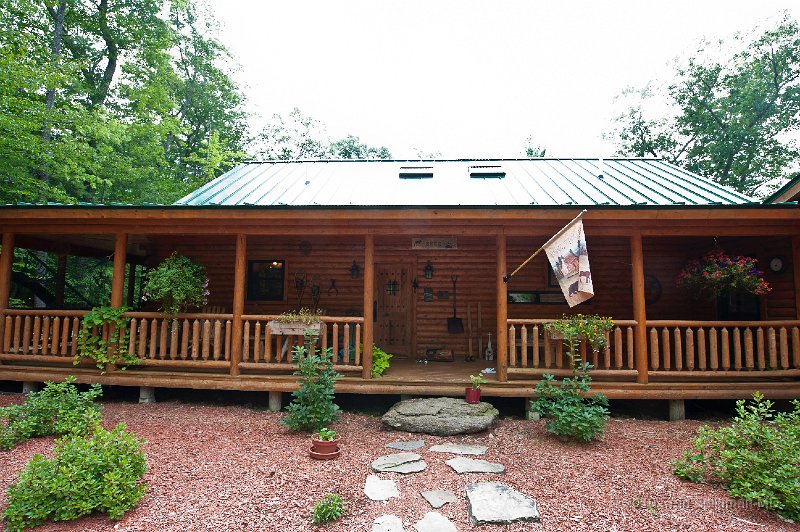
[175,158,756,207]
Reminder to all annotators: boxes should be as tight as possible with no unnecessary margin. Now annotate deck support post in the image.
[268,391,282,412]
[22,381,38,394]
[362,234,374,379]
[793,236,800,320]
[630,233,648,384]
[0,232,14,356]
[55,254,68,307]
[230,234,247,377]
[525,399,540,420]
[668,399,685,421]
[110,233,128,308]
[139,386,156,403]
[496,233,508,382]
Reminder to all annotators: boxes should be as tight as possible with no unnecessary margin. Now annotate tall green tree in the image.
[608,14,800,197]
[255,107,392,160]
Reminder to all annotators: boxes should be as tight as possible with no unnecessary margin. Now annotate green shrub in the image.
[282,331,341,432]
[371,345,393,378]
[672,392,800,521]
[310,493,346,525]
[533,314,611,442]
[0,377,102,450]
[2,423,147,531]
[76,306,137,370]
[143,252,208,314]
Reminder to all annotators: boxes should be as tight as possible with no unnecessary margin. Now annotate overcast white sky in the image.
[208,1,799,159]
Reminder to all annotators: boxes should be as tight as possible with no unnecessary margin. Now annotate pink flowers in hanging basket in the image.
[676,248,770,299]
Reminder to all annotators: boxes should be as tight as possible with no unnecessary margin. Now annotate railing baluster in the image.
[721,328,730,370]
[744,328,754,369]
[768,327,778,370]
[779,327,789,369]
[355,324,361,365]
[709,328,718,370]
[202,320,211,360]
[673,328,682,370]
[21,316,31,354]
[521,325,528,368]
[149,319,158,359]
[332,323,339,364]
[225,320,231,361]
[733,327,742,370]
[170,320,179,360]
[70,318,80,357]
[253,321,261,363]
[343,323,351,365]
[661,327,670,370]
[757,327,765,369]
[181,319,190,360]
[265,324,272,363]
[61,317,70,355]
[614,327,623,368]
[128,318,137,357]
[242,320,250,363]
[3,316,12,352]
[12,316,21,353]
[509,325,516,367]
[31,316,41,356]
[626,326,634,369]
[51,317,61,356]
[649,328,659,370]
[532,325,540,368]
[555,340,563,368]
[213,319,222,360]
[41,317,50,356]
[159,319,169,359]
[543,333,552,368]
[685,328,694,370]
[191,320,200,360]
[698,328,707,370]
[603,331,611,369]
[793,327,800,369]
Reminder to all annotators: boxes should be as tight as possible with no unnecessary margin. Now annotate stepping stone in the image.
[445,457,505,474]
[383,397,499,436]
[412,512,456,532]
[466,481,540,525]
[373,514,404,532]
[386,439,425,451]
[429,443,487,455]
[420,490,457,509]
[372,452,427,474]
[364,475,400,501]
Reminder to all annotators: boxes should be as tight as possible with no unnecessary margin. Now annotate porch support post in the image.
[230,234,247,377]
[496,232,508,382]
[630,233,648,384]
[110,233,128,307]
[55,254,67,307]
[793,236,800,320]
[0,233,14,358]
[362,234,374,379]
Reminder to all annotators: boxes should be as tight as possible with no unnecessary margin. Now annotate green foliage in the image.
[316,427,337,441]
[672,392,800,521]
[535,314,612,442]
[143,252,208,314]
[2,423,147,531]
[310,493,346,526]
[76,306,137,370]
[469,372,487,390]
[0,377,102,450]
[371,345,393,378]
[282,332,341,432]
[276,307,324,325]
[609,14,800,197]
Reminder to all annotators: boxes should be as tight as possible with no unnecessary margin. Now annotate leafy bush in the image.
[276,307,324,324]
[282,331,341,432]
[2,423,147,531]
[0,377,102,450]
[76,306,137,370]
[143,252,209,314]
[672,392,799,521]
[371,345,393,378]
[310,493,346,525]
[534,314,611,442]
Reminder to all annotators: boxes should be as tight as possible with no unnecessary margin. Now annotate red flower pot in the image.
[465,387,481,404]
[310,434,341,460]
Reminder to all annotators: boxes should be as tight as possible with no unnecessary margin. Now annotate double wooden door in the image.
[375,263,414,358]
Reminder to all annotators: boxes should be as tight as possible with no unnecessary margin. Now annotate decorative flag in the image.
[543,220,593,307]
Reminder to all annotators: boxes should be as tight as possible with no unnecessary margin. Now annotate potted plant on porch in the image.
[310,427,341,460]
[465,372,487,404]
[676,248,770,299]
[268,308,324,335]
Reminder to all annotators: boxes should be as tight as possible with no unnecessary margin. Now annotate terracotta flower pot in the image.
[465,387,481,404]
[310,434,341,460]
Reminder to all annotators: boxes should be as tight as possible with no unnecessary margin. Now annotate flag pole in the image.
[503,209,587,283]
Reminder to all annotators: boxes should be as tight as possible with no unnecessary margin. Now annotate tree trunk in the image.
[40,0,68,201]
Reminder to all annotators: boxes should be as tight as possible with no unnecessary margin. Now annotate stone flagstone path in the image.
[367,436,539,529]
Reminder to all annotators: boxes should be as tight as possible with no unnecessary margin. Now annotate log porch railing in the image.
[0,310,363,373]
[506,319,638,378]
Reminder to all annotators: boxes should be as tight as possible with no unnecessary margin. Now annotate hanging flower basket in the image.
[676,248,770,299]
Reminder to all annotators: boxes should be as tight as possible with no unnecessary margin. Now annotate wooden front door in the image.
[375,264,413,358]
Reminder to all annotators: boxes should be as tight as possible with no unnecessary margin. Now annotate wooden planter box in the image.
[267,321,322,336]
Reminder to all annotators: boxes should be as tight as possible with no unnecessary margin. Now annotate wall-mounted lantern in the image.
[424,261,434,279]
[350,260,361,279]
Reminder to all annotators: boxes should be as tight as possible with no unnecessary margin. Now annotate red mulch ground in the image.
[0,393,797,531]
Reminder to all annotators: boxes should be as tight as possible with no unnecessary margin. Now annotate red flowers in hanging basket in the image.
[676,248,770,299]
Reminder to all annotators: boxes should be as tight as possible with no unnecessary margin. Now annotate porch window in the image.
[247,260,285,301]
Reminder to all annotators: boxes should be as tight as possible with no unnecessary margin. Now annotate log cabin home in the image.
[1,158,799,411]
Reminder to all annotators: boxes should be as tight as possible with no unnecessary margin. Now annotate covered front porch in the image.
[0,206,799,401]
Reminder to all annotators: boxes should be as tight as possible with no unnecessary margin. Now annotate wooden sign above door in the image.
[411,237,457,250]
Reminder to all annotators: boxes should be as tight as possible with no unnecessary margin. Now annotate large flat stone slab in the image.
[413,512,456,532]
[446,457,505,474]
[386,439,425,451]
[466,481,540,525]
[373,514,404,532]
[429,443,487,455]
[382,397,499,436]
[420,490,457,509]
[365,475,400,501]
[372,452,427,474]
